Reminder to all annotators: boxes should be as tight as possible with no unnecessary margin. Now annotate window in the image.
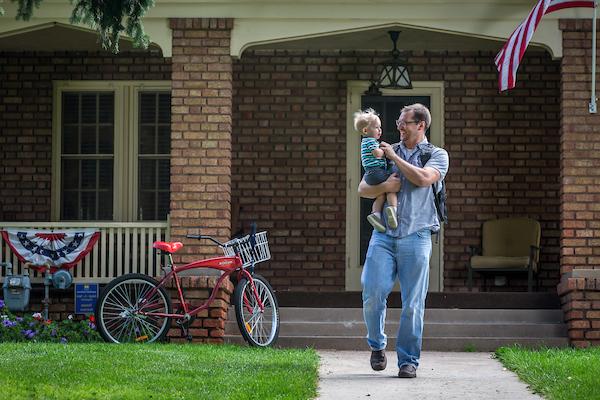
[138,92,171,221]
[61,92,115,220]
[53,81,171,221]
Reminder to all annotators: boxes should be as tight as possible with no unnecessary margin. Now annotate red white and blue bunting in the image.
[1,229,100,269]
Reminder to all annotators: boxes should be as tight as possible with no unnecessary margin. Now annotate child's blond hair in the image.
[353,108,379,134]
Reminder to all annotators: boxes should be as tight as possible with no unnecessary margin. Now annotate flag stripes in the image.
[495,0,595,92]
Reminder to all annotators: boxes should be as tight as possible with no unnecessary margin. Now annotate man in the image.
[358,103,448,378]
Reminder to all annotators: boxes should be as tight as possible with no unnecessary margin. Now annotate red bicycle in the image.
[94,226,280,346]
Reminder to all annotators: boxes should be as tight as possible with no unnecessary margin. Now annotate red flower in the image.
[88,315,95,323]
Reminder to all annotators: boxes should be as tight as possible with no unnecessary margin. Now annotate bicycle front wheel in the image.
[233,274,280,347]
[95,273,172,343]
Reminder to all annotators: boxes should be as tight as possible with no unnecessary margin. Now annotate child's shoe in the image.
[367,213,386,233]
[385,206,398,229]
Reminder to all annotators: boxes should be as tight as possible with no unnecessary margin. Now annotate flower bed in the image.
[0,300,102,343]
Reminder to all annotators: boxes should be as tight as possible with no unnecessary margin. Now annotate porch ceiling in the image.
[248,25,544,54]
[0,23,162,53]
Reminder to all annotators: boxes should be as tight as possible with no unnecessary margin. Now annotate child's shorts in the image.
[363,167,390,186]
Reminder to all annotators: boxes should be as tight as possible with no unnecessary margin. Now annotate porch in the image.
[1,4,600,346]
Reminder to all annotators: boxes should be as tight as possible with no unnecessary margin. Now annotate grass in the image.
[0,343,320,400]
[462,343,477,352]
[496,346,600,400]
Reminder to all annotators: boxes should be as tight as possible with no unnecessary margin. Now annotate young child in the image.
[354,108,399,232]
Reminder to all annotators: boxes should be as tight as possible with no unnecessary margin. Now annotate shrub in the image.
[0,299,102,343]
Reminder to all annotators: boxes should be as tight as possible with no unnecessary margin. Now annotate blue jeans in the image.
[361,229,431,368]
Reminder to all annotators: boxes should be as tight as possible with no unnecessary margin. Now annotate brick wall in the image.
[232,49,562,292]
[558,277,600,347]
[0,45,563,293]
[169,18,234,262]
[558,19,600,347]
[559,20,600,276]
[0,51,170,222]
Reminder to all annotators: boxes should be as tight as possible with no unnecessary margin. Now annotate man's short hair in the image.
[353,108,379,133]
[401,103,431,129]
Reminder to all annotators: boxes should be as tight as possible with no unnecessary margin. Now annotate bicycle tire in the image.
[233,274,280,347]
[95,273,172,343]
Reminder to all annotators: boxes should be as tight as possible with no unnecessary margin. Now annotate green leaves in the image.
[8,0,156,53]
[13,0,44,21]
[0,303,101,344]
[70,0,155,53]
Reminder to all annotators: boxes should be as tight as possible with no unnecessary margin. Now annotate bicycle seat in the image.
[153,241,184,253]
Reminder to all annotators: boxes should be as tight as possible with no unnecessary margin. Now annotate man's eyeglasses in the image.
[396,119,420,128]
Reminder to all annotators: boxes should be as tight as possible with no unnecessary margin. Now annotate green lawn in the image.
[496,346,600,400]
[0,343,319,400]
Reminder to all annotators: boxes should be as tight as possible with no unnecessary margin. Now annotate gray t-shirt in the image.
[383,138,449,238]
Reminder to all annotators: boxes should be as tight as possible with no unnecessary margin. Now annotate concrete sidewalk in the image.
[317,351,542,400]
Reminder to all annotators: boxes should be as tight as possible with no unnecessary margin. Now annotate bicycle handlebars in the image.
[186,223,259,250]
[185,234,224,247]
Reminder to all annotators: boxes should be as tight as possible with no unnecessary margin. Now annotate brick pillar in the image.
[166,276,234,343]
[559,19,600,347]
[170,18,233,257]
[558,274,600,347]
[169,18,234,343]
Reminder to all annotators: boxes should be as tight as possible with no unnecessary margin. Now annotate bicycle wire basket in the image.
[220,231,271,268]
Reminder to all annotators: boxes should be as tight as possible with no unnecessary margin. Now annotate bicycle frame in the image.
[136,252,265,319]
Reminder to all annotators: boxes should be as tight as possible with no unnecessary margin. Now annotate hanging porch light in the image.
[365,31,412,95]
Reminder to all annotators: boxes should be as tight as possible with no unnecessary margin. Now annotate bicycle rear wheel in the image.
[95,273,172,343]
[233,274,280,347]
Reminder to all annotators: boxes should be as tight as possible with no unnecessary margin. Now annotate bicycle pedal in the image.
[186,334,193,342]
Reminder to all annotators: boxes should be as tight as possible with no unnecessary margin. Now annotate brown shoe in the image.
[398,364,417,378]
[370,350,387,371]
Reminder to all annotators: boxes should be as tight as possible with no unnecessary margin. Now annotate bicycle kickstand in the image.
[177,315,193,342]
[180,325,193,342]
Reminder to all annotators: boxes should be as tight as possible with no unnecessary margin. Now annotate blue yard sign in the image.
[75,283,99,314]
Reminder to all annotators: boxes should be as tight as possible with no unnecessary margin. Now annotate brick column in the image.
[170,18,233,259]
[558,274,600,347]
[559,19,600,347]
[169,18,234,343]
[166,276,234,343]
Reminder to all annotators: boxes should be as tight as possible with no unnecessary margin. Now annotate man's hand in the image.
[358,173,401,199]
[384,173,401,192]
[380,142,442,187]
[379,141,397,160]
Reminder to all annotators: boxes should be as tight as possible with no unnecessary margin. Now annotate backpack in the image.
[419,144,448,225]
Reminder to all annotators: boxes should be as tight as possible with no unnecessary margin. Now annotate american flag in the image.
[495,0,596,92]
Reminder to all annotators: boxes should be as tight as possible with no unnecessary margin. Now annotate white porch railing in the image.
[0,222,170,283]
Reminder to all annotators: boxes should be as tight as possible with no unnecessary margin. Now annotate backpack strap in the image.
[418,143,447,225]
[418,142,435,166]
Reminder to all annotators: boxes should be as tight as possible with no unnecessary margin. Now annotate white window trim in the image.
[52,80,171,222]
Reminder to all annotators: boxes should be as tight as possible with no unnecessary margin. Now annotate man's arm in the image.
[358,173,401,199]
[380,142,440,187]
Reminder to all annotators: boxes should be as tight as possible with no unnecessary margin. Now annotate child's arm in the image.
[372,148,384,158]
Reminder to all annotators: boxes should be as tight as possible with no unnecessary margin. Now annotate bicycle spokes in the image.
[99,278,170,343]
[237,278,277,345]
